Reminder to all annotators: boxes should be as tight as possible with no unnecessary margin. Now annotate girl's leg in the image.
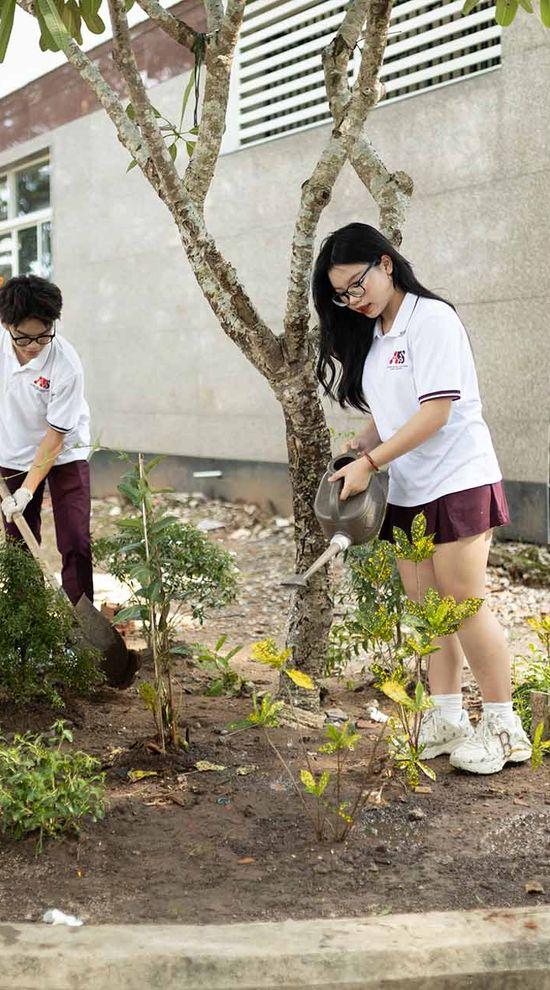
[396,557,465,694]
[432,531,511,702]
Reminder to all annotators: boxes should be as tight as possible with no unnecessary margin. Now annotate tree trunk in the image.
[276,361,334,702]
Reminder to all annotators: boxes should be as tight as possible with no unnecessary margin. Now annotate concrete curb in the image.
[0,907,549,989]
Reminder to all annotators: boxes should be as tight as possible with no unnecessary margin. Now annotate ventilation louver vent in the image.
[235,0,501,148]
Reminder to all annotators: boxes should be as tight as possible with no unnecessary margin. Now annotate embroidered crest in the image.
[32,376,50,392]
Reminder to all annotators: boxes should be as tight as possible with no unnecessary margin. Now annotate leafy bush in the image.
[0,539,104,707]
[0,720,106,852]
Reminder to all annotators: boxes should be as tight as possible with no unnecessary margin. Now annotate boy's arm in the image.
[23,426,65,493]
[1,427,64,521]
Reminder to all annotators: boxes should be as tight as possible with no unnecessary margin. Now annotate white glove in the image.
[1,486,33,522]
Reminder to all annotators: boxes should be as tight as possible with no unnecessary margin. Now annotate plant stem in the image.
[138,453,166,753]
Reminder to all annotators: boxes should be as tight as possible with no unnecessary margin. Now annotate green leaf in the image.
[35,0,71,50]
[114,604,142,623]
[178,67,196,131]
[126,159,139,172]
[126,103,135,120]
[285,668,315,690]
[410,512,426,543]
[380,679,411,708]
[167,143,178,162]
[185,141,196,158]
[495,0,519,24]
[461,0,479,13]
[62,0,83,43]
[0,0,16,63]
[516,0,533,10]
[79,0,105,33]
[418,760,437,781]
[541,0,550,25]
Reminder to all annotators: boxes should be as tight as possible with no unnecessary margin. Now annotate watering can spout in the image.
[281,533,351,588]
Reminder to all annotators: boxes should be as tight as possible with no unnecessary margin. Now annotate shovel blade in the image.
[74,595,139,689]
[280,574,309,588]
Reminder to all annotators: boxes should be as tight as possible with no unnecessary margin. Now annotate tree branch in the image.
[203,0,223,33]
[323,0,413,245]
[134,0,199,50]
[107,0,283,376]
[183,0,245,210]
[283,0,393,363]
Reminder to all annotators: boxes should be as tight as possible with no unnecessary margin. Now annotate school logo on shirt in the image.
[388,350,408,369]
[32,376,50,391]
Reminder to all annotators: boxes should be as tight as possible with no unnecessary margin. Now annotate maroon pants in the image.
[1,460,93,606]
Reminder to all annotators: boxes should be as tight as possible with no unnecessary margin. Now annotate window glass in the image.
[16,162,50,216]
[17,226,39,275]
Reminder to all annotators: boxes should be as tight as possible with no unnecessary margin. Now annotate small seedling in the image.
[194,635,246,696]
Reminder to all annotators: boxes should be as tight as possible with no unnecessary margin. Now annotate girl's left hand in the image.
[329,457,372,501]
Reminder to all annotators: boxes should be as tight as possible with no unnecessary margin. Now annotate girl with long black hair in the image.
[312,223,531,775]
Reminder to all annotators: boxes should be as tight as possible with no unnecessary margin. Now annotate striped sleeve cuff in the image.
[47,420,71,434]
[418,389,460,404]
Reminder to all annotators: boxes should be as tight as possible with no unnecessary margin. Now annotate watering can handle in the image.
[328,450,359,521]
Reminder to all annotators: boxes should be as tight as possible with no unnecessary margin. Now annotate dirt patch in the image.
[0,492,548,925]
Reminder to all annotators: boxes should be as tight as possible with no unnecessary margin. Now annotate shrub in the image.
[0,720,106,853]
[0,539,103,707]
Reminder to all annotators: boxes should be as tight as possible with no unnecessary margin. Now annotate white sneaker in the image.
[419,708,473,759]
[449,713,532,775]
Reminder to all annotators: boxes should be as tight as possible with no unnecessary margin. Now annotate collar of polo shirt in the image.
[373,291,418,339]
[7,338,54,374]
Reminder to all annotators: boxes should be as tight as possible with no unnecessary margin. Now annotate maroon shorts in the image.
[378,482,511,545]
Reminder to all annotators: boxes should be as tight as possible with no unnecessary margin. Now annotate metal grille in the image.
[232,0,501,149]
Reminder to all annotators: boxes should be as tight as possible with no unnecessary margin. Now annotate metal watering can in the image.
[281,450,388,588]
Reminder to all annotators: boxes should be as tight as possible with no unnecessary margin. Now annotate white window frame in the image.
[0,154,52,280]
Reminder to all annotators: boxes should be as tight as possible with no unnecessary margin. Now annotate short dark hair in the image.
[0,274,62,330]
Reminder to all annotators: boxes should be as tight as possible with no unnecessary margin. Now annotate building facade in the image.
[0,1,548,541]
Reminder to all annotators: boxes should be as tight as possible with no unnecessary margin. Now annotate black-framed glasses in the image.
[331,260,379,307]
[9,324,56,347]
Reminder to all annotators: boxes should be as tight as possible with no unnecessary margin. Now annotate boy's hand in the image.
[1,486,33,522]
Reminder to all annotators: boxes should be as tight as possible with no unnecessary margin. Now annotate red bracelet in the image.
[364,452,380,473]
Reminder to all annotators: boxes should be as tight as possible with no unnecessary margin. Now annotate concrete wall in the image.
[1,14,548,539]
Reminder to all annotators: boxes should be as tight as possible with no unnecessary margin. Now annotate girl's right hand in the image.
[340,435,366,454]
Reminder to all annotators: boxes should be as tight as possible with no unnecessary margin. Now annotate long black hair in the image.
[312,223,455,412]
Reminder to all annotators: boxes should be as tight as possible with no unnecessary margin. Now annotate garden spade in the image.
[0,475,138,689]
[281,451,389,588]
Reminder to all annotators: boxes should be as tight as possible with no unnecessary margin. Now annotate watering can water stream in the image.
[281,451,388,588]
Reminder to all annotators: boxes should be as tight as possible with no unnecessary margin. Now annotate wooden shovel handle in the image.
[0,473,61,593]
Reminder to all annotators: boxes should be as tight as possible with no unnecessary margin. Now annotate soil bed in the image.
[0,491,548,924]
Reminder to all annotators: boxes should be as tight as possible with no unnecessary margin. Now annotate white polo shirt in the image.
[0,330,91,471]
[362,292,502,506]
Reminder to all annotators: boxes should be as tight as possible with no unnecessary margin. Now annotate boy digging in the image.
[0,274,93,605]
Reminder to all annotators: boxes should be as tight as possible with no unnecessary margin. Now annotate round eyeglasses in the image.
[9,325,56,347]
[331,260,379,307]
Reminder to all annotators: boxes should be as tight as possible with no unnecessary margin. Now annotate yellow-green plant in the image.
[251,639,315,690]
[531,721,550,769]
[381,679,435,788]
[229,692,285,731]
[513,614,550,733]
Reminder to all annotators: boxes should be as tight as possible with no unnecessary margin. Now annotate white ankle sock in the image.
[482,701,515,730]
[430,693,464,726]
